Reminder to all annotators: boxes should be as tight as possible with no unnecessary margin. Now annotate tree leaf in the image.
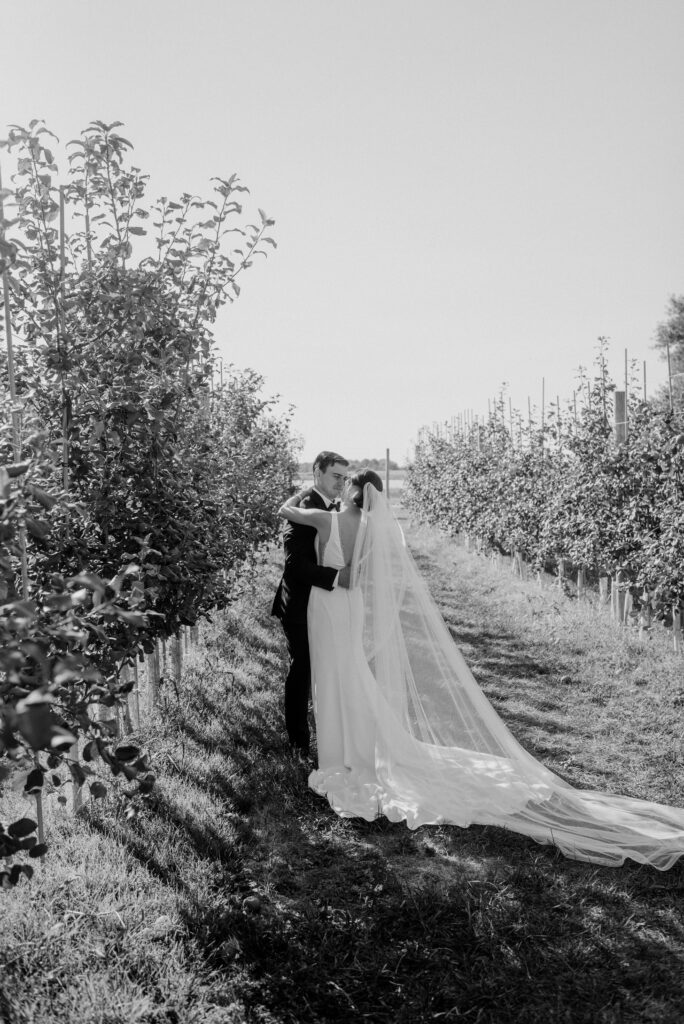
[8,818,38,839]
[24,767,45,793]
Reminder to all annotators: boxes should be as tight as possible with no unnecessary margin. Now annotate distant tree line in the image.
[298,457,401,476]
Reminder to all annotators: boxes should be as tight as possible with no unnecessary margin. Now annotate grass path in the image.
[2,511,684,1024]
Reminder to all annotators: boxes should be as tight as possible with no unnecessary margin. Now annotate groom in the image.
[272,450,351,757]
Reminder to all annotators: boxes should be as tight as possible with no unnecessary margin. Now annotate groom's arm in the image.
[277,500,328,529]
[280,492,352,589]
[281,490,338,591]
[283,523,338,590]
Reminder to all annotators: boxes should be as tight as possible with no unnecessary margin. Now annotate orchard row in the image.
[0,121,295,883]
[405,364,684,619]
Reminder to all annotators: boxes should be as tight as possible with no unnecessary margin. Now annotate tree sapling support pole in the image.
[132,661,141,729]
[666,338,674,412]
[172,632,182,685]
[672,604,681,655]
[614,391,627,446]
[1,161,46,848]
[638,592,651,639]
[577,567,585,602]
[598,577,610,606]
[121,665,133,735]
[147,643,160,708]
[614,572,626,624]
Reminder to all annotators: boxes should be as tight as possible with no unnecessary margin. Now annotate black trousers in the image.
[281,618,311,752]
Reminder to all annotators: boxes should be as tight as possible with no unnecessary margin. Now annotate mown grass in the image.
[2,511,684,1024]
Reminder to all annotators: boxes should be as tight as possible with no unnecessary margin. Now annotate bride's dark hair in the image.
[350,468,383,508]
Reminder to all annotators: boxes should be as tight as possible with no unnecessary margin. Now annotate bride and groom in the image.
[272,451,684,870]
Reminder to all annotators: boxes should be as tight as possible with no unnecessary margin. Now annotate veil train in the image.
[347,484,684,870]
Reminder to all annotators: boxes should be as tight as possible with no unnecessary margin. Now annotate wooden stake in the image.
[57,184,81,810]
[624,348,629,438]
[172,632,182,684]
[673,604,681,654]
[615,572,626,624]
[1,164,47,843]
[132,660,141,728]
[614,391,627,445]
[666,337,674,412]
[638,591,651,639]
[541,378,545,434]
[623,590,633,625]
[121,665,133,735]
[147,645,160,708]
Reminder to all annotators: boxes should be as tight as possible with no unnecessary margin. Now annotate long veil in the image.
[351,484,684,870]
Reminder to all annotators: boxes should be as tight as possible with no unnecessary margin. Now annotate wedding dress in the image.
[307,485,684,870]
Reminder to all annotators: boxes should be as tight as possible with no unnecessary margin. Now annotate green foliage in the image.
[298,458,401,475]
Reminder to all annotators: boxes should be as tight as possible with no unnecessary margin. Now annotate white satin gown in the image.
[308,514,446,822]
[307,513,382,815]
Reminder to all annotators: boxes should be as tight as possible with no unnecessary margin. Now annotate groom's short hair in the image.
[313,451,349,473]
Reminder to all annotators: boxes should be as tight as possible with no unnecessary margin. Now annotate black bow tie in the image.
[328,501,340,511]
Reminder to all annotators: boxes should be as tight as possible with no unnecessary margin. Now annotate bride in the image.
[278,470,684,870]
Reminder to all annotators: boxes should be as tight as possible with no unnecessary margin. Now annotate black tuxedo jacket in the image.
[271,488,338,625]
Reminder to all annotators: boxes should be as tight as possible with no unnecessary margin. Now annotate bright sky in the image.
[3,0,683,464]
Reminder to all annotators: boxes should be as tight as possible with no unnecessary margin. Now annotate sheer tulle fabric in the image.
[308,486,684,869]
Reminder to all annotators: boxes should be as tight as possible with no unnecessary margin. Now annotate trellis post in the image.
[638,592,652,639]
[577,567,586,601]
[598,577,610,606]
[613,571,626,624]
[147,643,160,708]
[614,391,627,445]
[1,165,48,844]
[131,660,141,728]
[672,604,681,654]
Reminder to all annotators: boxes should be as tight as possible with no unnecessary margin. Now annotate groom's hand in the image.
[337,566,352,589]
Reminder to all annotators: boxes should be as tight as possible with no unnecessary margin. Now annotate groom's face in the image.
[315,462,348,501]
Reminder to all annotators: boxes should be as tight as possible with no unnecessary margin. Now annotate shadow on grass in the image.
[81,550,684,1024]
[168,798,684,1024]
